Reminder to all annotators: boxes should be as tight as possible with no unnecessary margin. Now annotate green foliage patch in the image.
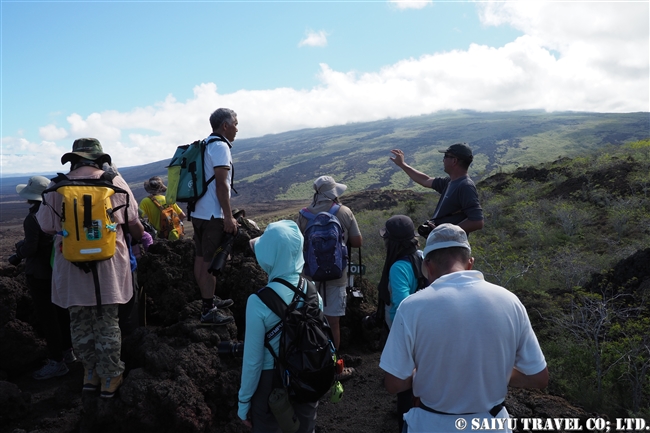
[349,141,650,417]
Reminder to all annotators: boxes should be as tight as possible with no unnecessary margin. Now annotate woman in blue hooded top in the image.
[238,220,321,433]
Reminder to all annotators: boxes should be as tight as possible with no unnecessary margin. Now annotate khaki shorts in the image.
[320,284,347,317]
[192,217,225,262]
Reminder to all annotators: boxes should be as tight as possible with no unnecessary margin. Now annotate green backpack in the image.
[166,135,231,217]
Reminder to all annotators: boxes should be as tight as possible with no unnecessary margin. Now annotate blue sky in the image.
[2,1,648,176]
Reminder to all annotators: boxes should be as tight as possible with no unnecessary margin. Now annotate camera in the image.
[217,341,244,356]
[362,311,382,330]
[418,221,434,238]
[208,228,241,275]
[8,254,22,266]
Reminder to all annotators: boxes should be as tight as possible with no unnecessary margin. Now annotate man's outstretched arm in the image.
[390,149,434,188]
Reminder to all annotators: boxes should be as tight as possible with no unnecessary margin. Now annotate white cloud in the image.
[478,2,649,73]
[389,0,432,10]
[1,137,69,176]
[298,30,328,47]
[1,2,647,175]
[39,124,68,141]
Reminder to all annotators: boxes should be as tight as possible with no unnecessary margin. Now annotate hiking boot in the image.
[200,307,235,325]
[334,367,355,383]
[63,348,77,364]
[100,374,123,398]
[213,296,234,309]
[33,359,69,380]
[83,367,100,392]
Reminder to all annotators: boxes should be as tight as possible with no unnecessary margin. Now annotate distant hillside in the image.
[1,110,647,223]
[232,110,648,203]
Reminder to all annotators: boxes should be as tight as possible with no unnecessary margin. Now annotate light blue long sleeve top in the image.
[388,260,419,324]
[237,220,322,421]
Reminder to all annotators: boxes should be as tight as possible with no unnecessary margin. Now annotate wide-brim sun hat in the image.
[314,175,347,200]
[61,138,112,165]
[422,223,471,257]
[144,176,167,195]
[16,175,51,201]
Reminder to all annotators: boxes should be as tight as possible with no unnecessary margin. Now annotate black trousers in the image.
[27,275,72,361]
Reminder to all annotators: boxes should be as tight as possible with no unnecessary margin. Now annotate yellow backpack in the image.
[150,196,184,240]
[43,172,129,262]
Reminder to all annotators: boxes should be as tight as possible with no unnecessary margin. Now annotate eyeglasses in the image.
[443,154,457,160]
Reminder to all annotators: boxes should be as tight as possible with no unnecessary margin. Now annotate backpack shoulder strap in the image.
[99,171,116,183]
[402,253,428,291]
[201,135,227,188]
[51,173,68,184]
[256,285,288,319]
[206,134,226,145]
[150,196,164,210]
[328,203,341,215]
[299,208,315,220]
[256,286,288,361]
[272,277,308,302]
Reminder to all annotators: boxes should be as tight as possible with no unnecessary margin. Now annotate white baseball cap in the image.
[422,223,471,257]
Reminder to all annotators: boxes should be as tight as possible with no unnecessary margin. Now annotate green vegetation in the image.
[246,140,650,416]
[345,140,650,417]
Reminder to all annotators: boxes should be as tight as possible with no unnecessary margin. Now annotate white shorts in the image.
[319,285,347,317]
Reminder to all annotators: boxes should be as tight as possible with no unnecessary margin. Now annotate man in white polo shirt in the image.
[380,224,548,432]
[191,108,238,324]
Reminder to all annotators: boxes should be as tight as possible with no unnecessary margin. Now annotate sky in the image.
[1,0,648,176]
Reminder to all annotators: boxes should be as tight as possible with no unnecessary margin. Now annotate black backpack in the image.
[256,277,337,403]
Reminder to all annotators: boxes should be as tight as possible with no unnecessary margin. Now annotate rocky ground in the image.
[0,190,596,433]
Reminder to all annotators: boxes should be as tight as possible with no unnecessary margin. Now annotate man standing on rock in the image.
[380,224,548,432]
[191,108,238,325]
[390,143,484,236]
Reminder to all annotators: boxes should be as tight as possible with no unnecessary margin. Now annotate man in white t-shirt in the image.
[380,224,548,432]
[191,108,238,324]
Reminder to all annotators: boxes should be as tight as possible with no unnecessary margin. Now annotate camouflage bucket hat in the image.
[144,176,167,195]
[61,138,112,165]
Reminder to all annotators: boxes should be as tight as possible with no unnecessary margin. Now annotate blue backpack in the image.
[299,204,348,281]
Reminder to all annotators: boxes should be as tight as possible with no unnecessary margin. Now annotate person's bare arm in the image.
[384,371,413,394]
[214,166,238,234]
[509,366,549,389]
[348,235,362,248]
[128,218,145,241]
[390,149,434,188]
[458,219,484,234]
